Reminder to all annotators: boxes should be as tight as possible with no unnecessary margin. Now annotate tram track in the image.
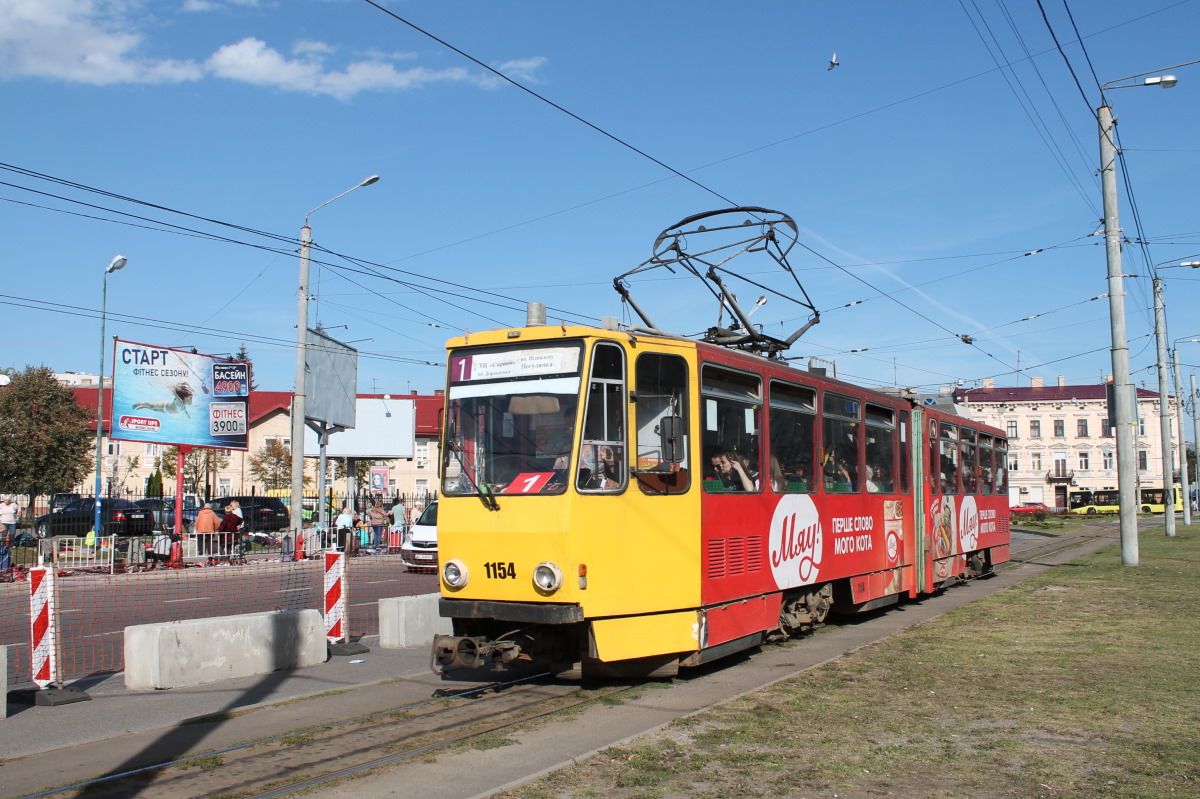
[17,673,637,799]
[1004,518,1118,567]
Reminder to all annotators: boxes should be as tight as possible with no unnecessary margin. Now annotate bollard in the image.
[323,550,368,656]
[27,567,89,705]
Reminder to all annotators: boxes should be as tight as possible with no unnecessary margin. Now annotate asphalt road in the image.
[0,555,438,686]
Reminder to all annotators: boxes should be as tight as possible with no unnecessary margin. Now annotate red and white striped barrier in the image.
[29,567,58,689]
[323,551,347,644]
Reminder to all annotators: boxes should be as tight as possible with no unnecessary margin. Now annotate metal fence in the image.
[0,544,439,689]
[2,489,437,532]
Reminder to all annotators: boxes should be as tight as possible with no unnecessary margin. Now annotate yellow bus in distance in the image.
[1068,485,1182,515]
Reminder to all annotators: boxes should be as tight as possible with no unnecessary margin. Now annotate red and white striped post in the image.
[323,550,346,645]
[323,550,369,656]
[29,567,57,689]
[27,567,89,704]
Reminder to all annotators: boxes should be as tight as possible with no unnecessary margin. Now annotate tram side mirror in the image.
[658,415,684,464]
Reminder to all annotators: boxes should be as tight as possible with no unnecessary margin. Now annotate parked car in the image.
[400,501,438,572]
[209,496,289,533]
[135,497,203,533]
[1010,502,1051,521]
[34,497,155,538]
[50,493,81,514]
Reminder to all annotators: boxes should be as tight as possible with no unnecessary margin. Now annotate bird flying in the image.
[828,52,839,70]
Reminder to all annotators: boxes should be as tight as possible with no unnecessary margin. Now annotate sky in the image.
[3,0,1200,419]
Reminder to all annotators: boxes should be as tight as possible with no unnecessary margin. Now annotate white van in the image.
[400,501,438,572]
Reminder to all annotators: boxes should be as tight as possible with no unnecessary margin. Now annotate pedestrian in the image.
[148,531,172,570]
[389,500,406,530]
[0,497,21,546]
[217,504,243,556]
[335,506,355,553]
[367,501,387,548]
[193,502,220,555]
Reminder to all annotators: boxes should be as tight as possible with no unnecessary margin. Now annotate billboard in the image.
[303,397,415,458]
[307,329,358,429]
[110,339,250,450]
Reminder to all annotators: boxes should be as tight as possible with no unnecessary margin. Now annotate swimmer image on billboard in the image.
[110,339,250,450]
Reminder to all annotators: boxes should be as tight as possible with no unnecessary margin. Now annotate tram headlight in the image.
[442,559,469,589]
[532,561,563,593]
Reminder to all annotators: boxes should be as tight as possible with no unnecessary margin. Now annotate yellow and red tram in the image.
[432,323,1010,678]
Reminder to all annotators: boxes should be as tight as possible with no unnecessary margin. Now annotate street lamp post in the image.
[1171,348,1190,525]
[1151,277,1176,536]
[94,255,128,538]
[290,176,380,540]
[1098,67,1181,566]
[1155,259,1200,527]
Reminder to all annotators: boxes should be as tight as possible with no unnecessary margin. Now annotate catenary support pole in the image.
[1152,278,1175,536]
[1098,104,1139,563]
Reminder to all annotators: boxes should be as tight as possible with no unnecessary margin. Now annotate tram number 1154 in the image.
[484,562,517,579]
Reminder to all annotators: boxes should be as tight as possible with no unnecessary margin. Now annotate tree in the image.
[146,467,163,498]
[249,439,310,490]
[110,454,140,495]
[0,366,93,494]
[161,446,230,495]
[233,343,258,391]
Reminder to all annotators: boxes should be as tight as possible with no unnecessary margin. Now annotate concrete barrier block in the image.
[124,609,325,691]
[379,593,452,649]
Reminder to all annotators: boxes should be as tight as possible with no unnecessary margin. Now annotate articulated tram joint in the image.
[432,634,522,672]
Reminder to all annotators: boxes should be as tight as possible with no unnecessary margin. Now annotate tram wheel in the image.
[1086,507,1096,515]
[804,584,833,624]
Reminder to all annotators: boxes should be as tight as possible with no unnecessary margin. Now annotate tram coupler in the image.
[432,634,522,673]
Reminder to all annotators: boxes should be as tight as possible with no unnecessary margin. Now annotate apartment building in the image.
[951,376,1177,509]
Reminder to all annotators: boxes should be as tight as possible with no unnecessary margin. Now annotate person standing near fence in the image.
[193,502,220,555]
[0,497,21,545]
[367,501,387,548]
[148,531,172,570]
[217,504,243,556]
[335,506,355,554]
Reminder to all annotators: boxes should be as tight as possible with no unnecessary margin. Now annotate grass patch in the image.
[278,733,312,746]
[177,754,223,771]
[500,525,1200,799]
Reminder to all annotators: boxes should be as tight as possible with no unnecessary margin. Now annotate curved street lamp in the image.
[1096,63,1193,565]
[290,176,380,539]
[94,255,128,538]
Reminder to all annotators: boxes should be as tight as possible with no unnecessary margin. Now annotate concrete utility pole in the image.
[1152,278,1175,536]
[1098,103,1139,565]
[1172,349,1190,525]
[1193,372,1200,517]
[290,176,380,540]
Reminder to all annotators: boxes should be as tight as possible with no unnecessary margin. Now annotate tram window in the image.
[929,429,940,495]
[994,440,1008,495]
[579,342,626,493]
[701,365,762,492]
[898,411,911,493]
[939,423,959,494]
[960,428,979,494]
[822,392,860,493]
[633,353,690,495]
[978,435,994,495]
[864,404,895,494]
[768,381,816,493]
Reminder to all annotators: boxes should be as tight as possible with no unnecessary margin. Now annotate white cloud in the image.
[0,1,546,100]
[0,0,203,84]
[183,0,264,11]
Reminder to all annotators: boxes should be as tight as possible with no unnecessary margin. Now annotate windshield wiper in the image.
[446,438,500,511]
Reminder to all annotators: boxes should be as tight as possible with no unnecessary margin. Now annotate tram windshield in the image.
[442,343,583,499]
